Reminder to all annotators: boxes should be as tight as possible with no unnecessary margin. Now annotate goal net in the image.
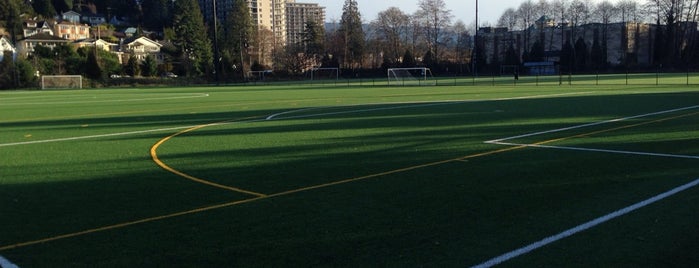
[247,70,273,82]
[387,67,435,86]
[41,75,83,90]
[309,67,339,82]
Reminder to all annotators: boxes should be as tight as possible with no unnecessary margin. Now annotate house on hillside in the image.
[0,35,17,61]
[16,33,70,57]
[81,12,107,26]
[61,11,81,23]
[54,21,91,41]
[74,38,117,52]
[121,36,163,63]
[23,20,54,38]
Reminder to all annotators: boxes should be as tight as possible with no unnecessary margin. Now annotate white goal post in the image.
[387,67,434,86]
[41,75,83,90]
[309,67,339,81]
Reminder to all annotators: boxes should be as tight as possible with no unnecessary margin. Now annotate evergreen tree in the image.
[1,0,26,43]
[528,41,545,62]
[125,56,140,77]
[52,0,72,13]
[401,49,416,67]
[339,0,365,69]
[574,37,588,72]
[33,0,57,18]
[85,51,103,80]
[504,44,520,66]
[221,0,254,79]
[303,20,325,61]
[172,0,212,77]
[141,0,172,30]
[560,40,573,73]
[141,55,158,77]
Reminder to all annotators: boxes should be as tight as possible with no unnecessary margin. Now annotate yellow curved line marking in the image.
[4,109,694,252]
[150,119,267,198]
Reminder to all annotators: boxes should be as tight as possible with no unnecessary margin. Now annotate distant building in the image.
[61,11,81,23]
[0,35,17,61]
[286,0,325,46]
[198,0,290,46]
[477,21,661,68]
[74,38,117,52]
[16,33,71,57]
[54,21,91,41]
[121,36,164,63]
[23,20,54,38]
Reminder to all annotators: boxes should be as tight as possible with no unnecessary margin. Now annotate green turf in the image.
[1,78,698,267]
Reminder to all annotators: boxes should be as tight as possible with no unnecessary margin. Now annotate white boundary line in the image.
[472,177,699,268]
[492,141,699,160]
[0,255,19,268]
[474,105,699,267]
[0,93,209,106]
[486,104,699,144]
[2,92,592,148]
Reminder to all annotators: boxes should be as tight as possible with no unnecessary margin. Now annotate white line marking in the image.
[471,177,699,268]
[266,92,593,121]
[0,93,209,106]
[0,126,195,147]
[491,141,699,160]
[0,255,19,268]
[486,105,699,144]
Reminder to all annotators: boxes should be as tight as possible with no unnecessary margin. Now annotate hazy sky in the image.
[315,0,621,25]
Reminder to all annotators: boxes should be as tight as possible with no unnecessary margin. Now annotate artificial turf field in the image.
[1,76,698,267]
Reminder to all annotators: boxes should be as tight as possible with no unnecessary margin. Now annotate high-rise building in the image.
[198,0,287,46]
[285,0,325,46]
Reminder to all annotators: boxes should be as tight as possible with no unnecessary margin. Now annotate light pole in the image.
[212,0,220,84]
[473,0,478,77]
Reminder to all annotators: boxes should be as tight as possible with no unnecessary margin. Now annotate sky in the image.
[314,0,616,25]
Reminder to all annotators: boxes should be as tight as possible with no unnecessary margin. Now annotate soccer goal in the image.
[41,75,83,90]
[387,67,435,86]
[248,70,273,81]
[309,67,339,82]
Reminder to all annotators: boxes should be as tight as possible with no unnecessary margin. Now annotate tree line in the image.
[495,0,699,71]
[3,0,698,88]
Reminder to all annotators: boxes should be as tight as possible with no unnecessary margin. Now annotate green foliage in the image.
[0,0,26,42]
[141,0,172,30]
[339,0,365,68]
[125,56,140,77]
[0,52,37,89]
[401,49,416,67]
[14,58,37,87]
[32,0,56,18]
[219,0,254,79]
[172,0,212,77]
[85,51,103,80]
[141,55,158,77]
[303,20,325,58]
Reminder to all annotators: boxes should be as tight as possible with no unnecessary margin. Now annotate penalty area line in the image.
[472,177,699,268]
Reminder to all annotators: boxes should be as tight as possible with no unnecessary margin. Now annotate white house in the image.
[0,35,17,61]
[122,36,163,63]
[23,20,54,38]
